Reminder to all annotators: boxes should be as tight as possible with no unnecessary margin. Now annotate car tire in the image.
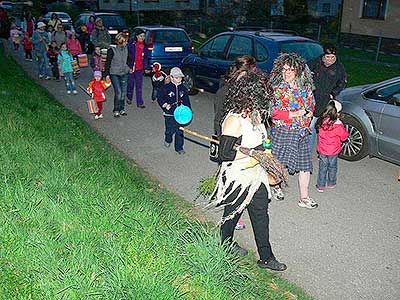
[183,68,198,95]
[339,114,369,161]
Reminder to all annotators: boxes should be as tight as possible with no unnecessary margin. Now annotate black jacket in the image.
[308,56,347,117]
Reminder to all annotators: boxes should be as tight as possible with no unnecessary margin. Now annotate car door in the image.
[193,34,232,92]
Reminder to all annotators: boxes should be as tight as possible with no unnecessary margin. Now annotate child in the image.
[47,41,60,81]
[58,43,77,95]
[315,100,349,192]
[151,62,167,102]
[10,25,22,50]
[21,32,33,61]
[66,31,82,58]
[158,67,191,155]
[87,71,111,119]
[90,46,105,75]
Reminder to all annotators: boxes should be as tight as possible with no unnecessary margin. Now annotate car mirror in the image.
[391,93,400,106]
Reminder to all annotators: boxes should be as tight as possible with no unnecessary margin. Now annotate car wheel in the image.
[183,68,198,95]
[339,114,369,161]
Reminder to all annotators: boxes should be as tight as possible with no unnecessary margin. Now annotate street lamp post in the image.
[134,0,140,26]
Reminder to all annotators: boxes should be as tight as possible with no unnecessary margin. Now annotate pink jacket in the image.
[317,119,349,156]
[66,38,82,56]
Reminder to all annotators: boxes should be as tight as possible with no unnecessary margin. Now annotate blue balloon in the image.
[174,105,193,125]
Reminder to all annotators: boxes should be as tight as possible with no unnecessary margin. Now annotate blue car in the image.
[134,25,194,69]
[181,30,324,94]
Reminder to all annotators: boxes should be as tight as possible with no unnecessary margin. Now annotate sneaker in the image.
[272,185,285,201]
[113,112,120,118]
[98,114,103,119]
[72,90,78,95]
[120,110,127,116]
[235,218,246,230]
[127,99,132,105]
[164,141,171,148]
[316,186,325,193]
[298,197,318,209]
[257,257,287,271]
[45,76,51,80]
[67,90,71,94]
[39,75,44,79]
[137,104,146,109]
[28,58,33,62]
[94,115,99,120]
[231,242,248,257]
[327,184,336,189]
[177,150,186,155]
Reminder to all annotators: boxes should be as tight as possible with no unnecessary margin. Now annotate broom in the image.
[179,127,289,186]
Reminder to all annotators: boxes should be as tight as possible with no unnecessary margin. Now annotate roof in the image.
[137,25,186,31]
[222,30,317,43]
[79,12,121,16]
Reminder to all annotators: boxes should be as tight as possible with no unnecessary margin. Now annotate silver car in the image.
[336,76,400,165]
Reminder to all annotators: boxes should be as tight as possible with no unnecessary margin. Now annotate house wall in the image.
[99,0,200,11]
[340,0,400,39]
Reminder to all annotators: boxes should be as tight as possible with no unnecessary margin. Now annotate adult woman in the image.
[270,53,317,209]
[32,22,51,79]
[126,28,150,108]
[86,15,96,35]
[213,55,286,271]
[48,13,61,29]
[21,12,34,37]
[104,32,131,117]
[52,24,66,48]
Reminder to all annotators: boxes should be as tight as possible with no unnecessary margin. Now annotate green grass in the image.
[339,47,400,65]
[0,46,311,299]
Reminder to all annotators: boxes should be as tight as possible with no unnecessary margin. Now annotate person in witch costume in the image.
[211,55,287,271]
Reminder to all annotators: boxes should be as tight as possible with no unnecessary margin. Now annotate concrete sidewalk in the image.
[5,42,400,300]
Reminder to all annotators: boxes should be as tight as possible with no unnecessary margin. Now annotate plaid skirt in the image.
[271,129,312,174]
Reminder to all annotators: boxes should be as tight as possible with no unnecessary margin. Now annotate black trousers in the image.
[221,183,273,261]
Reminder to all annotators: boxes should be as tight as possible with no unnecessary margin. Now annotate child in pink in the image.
[66,32,82,58]
[315,100,349,192]
[87,71,111,119]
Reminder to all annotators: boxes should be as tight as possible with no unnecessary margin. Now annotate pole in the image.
[129,0,132,13]
[136,0,140,26]
[375,33,382,62]
[317,24,322,41]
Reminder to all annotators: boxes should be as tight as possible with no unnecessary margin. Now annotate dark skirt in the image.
[271,129,312,174]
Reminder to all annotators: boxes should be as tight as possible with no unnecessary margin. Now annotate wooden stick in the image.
[179,127,220,144]
[79,84,91,97]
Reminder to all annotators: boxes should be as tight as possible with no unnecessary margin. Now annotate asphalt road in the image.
[8,46,400,300]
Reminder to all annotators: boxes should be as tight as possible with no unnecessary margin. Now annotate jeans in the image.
[127,70,144,105]
[316,154,338,188]
[309,116,318,154]
[221,184,273,261]
[110,74,128,112]
[51,62,59,80]
[151,81,163,101]
[63,72,76,92]
[164,115,184,152]
[34,50,50,77]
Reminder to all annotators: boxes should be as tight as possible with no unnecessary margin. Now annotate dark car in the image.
[74,12,128,39]
[181,30,323,94]
[337,76,400,165]
[134,25,194,69]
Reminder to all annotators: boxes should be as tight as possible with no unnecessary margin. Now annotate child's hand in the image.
[166,104,171,110]
[145,69,151,75]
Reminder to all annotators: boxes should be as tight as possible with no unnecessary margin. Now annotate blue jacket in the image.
[127,38,150,70]
[32,30,49,52]
[58,50,74,73]
[158,82,191,116]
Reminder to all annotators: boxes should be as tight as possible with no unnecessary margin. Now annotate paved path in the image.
[6,44,400,300]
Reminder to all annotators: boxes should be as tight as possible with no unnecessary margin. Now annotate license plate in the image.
[165,47,183,52]
[108,30,118,35]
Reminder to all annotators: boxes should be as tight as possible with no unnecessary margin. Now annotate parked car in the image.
[44,12,73,28]
[337,76,400,165]
[74,12,128,39]
[134,25,194,69]
[181,30,323,94]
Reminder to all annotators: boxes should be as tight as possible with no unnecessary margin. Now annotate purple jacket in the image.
[127,38,150,70]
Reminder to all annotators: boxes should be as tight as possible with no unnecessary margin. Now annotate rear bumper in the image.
[148,56,187,68]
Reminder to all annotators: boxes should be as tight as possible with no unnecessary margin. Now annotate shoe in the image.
[98,114,103,119]
[298,197,318,209]
[120,110,127,116]
[113,112,120,118]
[72,90,78,95]
[327,184,336,189]
[67,90,71,94]
[127,99,132,105]
[177,150,186,155]
[231,242,248,257]
[164,141,171,148]
[257,257,287,271]
[28,59,33,62]
[272,185,285,201]
[45,76,51,80]
[316,186,325,193]
[39,75,44,79]
[235,218,245,230]
[137,104,145,109]
[94,115,99,120]
[56,78,61,82]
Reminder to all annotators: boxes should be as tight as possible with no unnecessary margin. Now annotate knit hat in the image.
[94,71,102,78]
[332,100,342,112]
[152,62,161,71]
[37,22,46,29]
[170,67,184,78]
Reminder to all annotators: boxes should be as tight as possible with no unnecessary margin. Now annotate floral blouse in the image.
[272,83,315,132]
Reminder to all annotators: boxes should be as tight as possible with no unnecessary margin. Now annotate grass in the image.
[339,47,400,65]
[0,46,311,299]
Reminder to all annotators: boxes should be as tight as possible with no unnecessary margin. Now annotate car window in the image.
[226,36,253,61]
[255,42,269,62]
[154,30,189,43]
[365,82,400,102]
[280,42,323,62]
[101,15,126,27]
[200,35,231,59]
[57,13,70,19]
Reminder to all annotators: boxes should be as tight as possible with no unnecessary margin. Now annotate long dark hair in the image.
[315,101,339,131]
[224,55,256,83]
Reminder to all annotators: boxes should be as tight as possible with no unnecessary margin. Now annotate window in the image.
[365,83,400,102]
[200,35,231,59]
[226,36,253,61]
[154,30,189,43]
[280,42,324,62]
[208,0,216,7]
[362,0,387,20]
[322,3,331,14]
[118,0,124,2]
[255,42,269,62]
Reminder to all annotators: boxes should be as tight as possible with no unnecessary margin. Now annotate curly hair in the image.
[269,53,314,91]
[224,55,256,83]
